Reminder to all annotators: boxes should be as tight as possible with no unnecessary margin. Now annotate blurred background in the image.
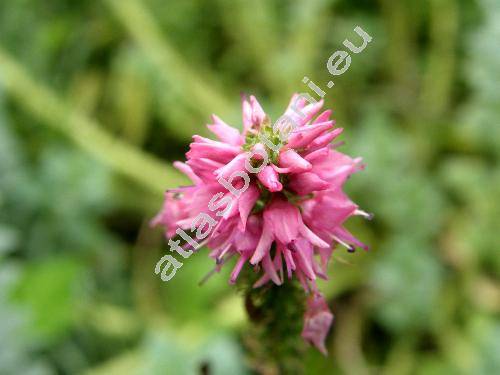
[0,0,499,374]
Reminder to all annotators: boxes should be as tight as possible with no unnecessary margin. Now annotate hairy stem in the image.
[237,267,307,375]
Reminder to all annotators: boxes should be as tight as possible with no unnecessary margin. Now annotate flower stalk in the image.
[237,266,307,375]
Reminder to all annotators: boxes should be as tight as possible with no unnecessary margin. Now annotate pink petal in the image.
[285,96,324,126]
[242,96,253,133]
[238,184,260,231]
[304,147,330,162]
[173,161,202,185]
[287,121,335,149]
[297,99,324,125]
[262,252,282,285]
[250,95,267,125]
[312,110,332,124]
[279,149,312,173]
[293,238,316,280]
[332,226,369,251]
[257,165,283,192]
[283,247,296,279]
[263,198,301,244]
[187,158,223,182]
[311,150,363,187]
[305,128,343,153]
[253,273,271,288]
[214,153,247,180]
[299,221,330,248]
[271,164,292,174]
[251,143,267,160]
[187,139,241,163]
[250,224,274,264]
[207,114,243,146]
[301,293,334,355]
[288,172,329,195]
[230,254,250,284]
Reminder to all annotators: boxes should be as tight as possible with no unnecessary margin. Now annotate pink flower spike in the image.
[257,165,283,192]
[301,292,334,355]
[279,149,312,173]
[152,93,370,354]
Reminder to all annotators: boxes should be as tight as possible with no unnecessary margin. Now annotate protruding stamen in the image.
[355,209,374,220]
[198,253,234,286]
[332,234,355,252]
[216,243,232,263]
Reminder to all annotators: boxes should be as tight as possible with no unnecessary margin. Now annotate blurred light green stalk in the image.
[0,47,186,196]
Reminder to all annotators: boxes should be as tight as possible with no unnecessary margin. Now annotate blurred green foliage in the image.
[0,0,499,374]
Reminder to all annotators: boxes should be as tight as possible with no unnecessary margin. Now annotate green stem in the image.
[215,0,283,101]
[418,0,458,122]
[0,46,186,196]
[237,267,307,375]
[105,0,234,127]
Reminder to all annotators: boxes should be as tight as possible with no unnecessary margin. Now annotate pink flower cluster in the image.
[153,94,369,353]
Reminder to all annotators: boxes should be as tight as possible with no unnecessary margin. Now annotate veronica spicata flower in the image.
[153,94,370,353]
